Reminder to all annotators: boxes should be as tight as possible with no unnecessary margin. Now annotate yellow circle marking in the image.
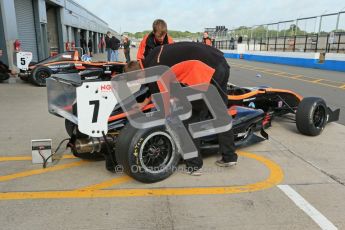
[0,151,284,200]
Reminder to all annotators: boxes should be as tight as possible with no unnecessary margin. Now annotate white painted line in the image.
[277,185,337,230]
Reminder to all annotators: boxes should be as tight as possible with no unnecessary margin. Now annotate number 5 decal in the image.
[20,57,26,66]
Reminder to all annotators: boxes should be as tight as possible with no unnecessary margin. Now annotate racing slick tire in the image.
[0,72,10,82]
[296,97,327,136]
[115,123,180,183]
[31,66,52,86]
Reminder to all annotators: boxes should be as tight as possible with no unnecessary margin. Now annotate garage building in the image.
[0,0,117,71]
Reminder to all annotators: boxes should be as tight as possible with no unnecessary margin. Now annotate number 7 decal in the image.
[89,100,100,123]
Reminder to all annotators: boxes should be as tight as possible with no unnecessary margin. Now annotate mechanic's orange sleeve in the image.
[167,36,174,44]
[137,34,149,62]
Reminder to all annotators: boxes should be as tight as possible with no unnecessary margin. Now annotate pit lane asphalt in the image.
[0,52,344,229]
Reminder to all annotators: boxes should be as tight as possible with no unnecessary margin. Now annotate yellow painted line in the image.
[0,151,284,200]
[76,176,132,191]
[0,154,76,162]
[233,65,345,90]
[312,79,323,83]
[0,161,88,182]
[290,75,303,79]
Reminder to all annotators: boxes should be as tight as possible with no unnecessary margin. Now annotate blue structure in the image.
[223,50,345,72]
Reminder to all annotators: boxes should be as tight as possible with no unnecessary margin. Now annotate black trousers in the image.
[185,61,237,170]
[124,49,131,63]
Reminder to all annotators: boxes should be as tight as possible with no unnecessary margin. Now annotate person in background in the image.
[202,32,212,46]
[109,35,120,62]
[237,36,243,44]
[88,38,93,57]
[137,19,174,67]
[105,31,112,61]
[110,35,120,62]
[98,35,105,53]
[123,35,131,63]
[230,37,235,50]
[80,36,87,55]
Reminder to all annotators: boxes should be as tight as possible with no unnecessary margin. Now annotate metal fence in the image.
[214,9,345,53]
[215,32,345,53]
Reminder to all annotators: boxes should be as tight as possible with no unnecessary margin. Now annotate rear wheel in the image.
[0,72,10,82]
[116,123,180,183]
[296,97,327,136]
[31,66,51,86]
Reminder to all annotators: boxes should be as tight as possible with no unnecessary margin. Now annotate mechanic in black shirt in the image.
[110,36,121,62]
[125,42,238,175]
[105,31,112,61]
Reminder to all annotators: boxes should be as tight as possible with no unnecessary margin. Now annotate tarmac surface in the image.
[0,50,344,230]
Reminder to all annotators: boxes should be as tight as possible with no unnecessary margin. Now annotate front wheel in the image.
[296,97,327,136]
[115,123,180,183]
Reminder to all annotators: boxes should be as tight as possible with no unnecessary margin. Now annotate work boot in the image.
[215,153,238,167]
[215,159,237,167]
[184,166,203,176]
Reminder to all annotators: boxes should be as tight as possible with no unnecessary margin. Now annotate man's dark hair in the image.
[152,19,168,35]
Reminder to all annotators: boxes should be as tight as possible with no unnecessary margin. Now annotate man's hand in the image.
[124,98,151,117]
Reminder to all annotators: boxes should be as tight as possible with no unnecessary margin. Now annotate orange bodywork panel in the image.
[228,88,303,102]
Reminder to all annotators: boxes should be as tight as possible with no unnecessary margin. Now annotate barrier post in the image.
[283,36,286,52]
[315,34,319,52]
[326,34,329,53]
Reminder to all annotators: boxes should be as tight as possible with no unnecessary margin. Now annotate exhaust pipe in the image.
[73,136,115,154]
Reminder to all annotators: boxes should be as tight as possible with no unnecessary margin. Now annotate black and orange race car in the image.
[46,67,340,183]
[18,50,125,86]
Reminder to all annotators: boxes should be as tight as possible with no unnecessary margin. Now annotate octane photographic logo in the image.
[111,66,232,160]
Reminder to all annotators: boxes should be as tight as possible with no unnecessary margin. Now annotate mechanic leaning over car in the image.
[137,19,174,68]
[126,42,238,175]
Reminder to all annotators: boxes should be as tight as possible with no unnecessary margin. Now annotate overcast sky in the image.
[75,0,345,33]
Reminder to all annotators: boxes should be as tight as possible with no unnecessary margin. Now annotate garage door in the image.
[0,3,8,65]
[14,0,38,62]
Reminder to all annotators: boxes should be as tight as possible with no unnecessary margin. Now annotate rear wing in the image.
[46,74,117,137]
